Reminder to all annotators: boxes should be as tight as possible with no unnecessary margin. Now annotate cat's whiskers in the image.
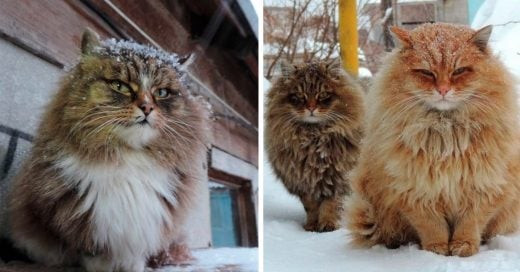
[103,119,125,162]
[157,126,191,157]
[379,94,422,122]
[463,93,499,114]
[326,112,352,123]
[160,123,193,147]
[84,116,126,141]
[276,114,298,127]
[69,108,123,137]
[164,118,196,129]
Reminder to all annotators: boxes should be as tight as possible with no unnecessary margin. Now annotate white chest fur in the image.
[56,152,178,260]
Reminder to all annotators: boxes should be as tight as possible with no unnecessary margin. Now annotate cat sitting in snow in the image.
[346,23,520,257]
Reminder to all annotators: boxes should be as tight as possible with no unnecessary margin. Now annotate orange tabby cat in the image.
[345,23,520,257]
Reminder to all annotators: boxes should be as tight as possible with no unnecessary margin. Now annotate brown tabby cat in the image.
[346,23,520,257]
[266,60,364,232]
[8,29,210,271]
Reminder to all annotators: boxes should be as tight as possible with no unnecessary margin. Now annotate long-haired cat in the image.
[8,29,211,271]
[345,23,520,257]
[266,60,364,232]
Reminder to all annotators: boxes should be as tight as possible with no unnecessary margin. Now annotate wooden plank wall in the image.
[0,0,258,166]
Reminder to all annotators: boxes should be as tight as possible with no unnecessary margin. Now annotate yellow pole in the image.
[338,0,358,76]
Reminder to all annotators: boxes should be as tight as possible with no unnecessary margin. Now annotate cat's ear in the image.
[390,26,412,48]
[470,25,492,52]
[325,58,345,79]
[279,60,296,77]
[177,53,194,72]
[81,28,101,55]
[177,53,192,66]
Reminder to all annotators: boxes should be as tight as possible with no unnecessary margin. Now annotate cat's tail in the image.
[344,194,380,247]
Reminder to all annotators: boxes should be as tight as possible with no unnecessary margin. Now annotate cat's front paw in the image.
[449,240,479,257]
[148,244,194,268]
[303,221,319,232]
[422,242,449,256]
[316,220,339,232]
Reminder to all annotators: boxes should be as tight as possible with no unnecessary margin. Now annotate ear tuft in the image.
[470,25,492,52]
[81,28,101,55]
[390,26,412,48]
[279,60,296,77]
[325,58,345,78]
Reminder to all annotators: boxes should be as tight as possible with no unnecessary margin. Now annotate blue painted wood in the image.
[210,189,239,247]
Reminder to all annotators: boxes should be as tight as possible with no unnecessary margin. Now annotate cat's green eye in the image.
[414,69,435,78]
[109,80,131,96]
[452,67,470,76]
[155,88,170,99]
[154,88,180,99]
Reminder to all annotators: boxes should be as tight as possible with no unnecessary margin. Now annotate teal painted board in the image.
[468,0,485,24]
[210,189,239,247]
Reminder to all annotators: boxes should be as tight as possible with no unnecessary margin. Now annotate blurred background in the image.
[264,0,487,83]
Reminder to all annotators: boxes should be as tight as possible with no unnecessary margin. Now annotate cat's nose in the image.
[307,100,317,112]
[437,85,451,96]
[139,103,154,116]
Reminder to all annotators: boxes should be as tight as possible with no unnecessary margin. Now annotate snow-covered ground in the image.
[264,159,520,272]
[264,1,520,271]
[0,247,258,272]
[155,247,258,272]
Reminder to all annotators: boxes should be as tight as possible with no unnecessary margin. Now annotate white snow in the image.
[264,2,520,271]
[359,67,372,78]
[471,0,520,79]
[100,39,182,70]
[153,247,258,272]
[264,157,520,272]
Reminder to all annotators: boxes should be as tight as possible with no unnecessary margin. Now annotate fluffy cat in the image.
[346,23,520,257]
[8,29,210,271]
[266,60,364,232]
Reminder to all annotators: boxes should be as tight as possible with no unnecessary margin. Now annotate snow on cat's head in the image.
[389,23,497,112]
[63,28,201,149]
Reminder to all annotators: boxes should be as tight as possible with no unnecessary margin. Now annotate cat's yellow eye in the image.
[414,69,435,78]
[109,80,132,96]
[318,92,331,101]
[452,67,470,76]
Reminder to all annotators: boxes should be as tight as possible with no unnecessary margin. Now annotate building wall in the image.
[441,0,468,25]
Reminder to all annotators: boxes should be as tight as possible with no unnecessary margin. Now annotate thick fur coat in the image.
[266,60,364,232]
[346,23,520,257]
[9,29,210,271]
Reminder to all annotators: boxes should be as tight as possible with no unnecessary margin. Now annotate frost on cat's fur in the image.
[346,23,520,257]
[79,29,211,113]
[8,29,211,272]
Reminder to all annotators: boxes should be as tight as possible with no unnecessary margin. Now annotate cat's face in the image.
[391,23,492,111]
[66,30,192,149]
[270,61,350,124]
